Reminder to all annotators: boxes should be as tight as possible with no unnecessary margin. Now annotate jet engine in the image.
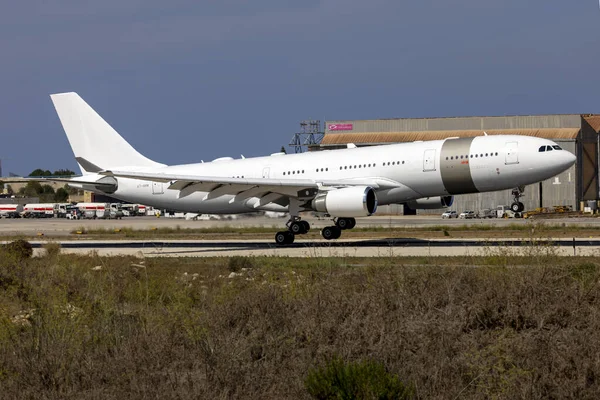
[405,196,453,209]
[311,186,377,217]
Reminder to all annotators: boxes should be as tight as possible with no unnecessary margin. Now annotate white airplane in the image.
[50,92,576,244]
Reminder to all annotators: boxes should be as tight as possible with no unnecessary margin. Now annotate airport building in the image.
[318,115,600,214]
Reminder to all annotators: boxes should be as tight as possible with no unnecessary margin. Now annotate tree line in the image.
[0,168,81,202]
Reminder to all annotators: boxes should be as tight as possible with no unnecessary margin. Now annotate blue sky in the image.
[1,0,599,175]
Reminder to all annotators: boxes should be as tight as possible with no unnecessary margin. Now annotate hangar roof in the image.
[584,115,600,133]
[320,128,580,146]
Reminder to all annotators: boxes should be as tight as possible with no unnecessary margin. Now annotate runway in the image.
[19,237,600,257]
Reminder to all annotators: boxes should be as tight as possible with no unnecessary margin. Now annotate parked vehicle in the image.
[22,203,56,218]
[0,205,23,218]
[441,210,458,219]
[496,205,510,218]
[477,209,496,218]
[459,210,476,219]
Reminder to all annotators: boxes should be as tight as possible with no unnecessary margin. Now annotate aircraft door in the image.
[423,149,436,172]
[505,142,519,165]
[152,182,164,194]
[262,167,270,178]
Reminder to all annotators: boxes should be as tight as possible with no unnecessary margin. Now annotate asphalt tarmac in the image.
[2,215,600,257]
[1,214,600,237]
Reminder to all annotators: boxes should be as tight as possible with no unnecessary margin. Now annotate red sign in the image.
[328,123,353,131]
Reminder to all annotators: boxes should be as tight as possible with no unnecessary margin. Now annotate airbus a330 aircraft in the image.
[49,92,576,244]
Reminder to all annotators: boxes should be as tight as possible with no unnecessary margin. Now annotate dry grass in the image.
[1,248,600,398]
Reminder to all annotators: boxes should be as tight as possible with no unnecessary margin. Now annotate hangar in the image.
[319,115,600,214]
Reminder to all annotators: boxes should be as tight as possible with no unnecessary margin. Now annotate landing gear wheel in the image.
[301,221,310,232]
[336,218,356,230]
[518,202,524,212]
[275,231,295,245]
[511,202,521,213]
[290,221,305,235]
[321,226,342,240]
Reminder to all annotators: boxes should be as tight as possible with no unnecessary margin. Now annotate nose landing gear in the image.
[510,187,525,213]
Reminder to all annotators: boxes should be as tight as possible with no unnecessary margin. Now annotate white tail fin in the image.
[50,92,164,174]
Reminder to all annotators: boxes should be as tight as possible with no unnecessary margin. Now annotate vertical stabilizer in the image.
[50,92,164,174]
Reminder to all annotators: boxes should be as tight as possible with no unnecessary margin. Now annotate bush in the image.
[228,256,255,272]
[43,242,61,258]
[3,239,33,260]
[305,357,413,399]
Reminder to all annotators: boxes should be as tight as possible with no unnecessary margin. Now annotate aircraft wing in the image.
[100,170,402,202]
[6,177,117,188]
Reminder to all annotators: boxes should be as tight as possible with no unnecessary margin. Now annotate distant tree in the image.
[6,185,14,195]
[53,169,75,176]
[28,169,52,177]
[22,181,43,197]
[41,184,55,195]
[67,185,83,195]
[54,187,69,202]
[280,146,287,154]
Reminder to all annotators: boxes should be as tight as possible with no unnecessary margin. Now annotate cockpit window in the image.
[539,146,546,152]
[552,145,562,150]
[546,146,553,151]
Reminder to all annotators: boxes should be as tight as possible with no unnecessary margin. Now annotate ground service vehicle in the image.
[441,210,458,219]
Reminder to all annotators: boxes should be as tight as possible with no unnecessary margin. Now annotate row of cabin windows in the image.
[446,152,499,161]
[384,161,405,166]
[539,145,563,152]
[316,168,329,172]
[283,170,305,176]
[340,163,376,170]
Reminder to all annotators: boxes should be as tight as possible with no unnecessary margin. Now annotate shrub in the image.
[3,239,33,260]
[228,256,255,272]
[305,357,413,399]
[42,242,61,258]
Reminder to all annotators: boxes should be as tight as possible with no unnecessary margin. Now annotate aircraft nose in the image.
[562,151,576,169]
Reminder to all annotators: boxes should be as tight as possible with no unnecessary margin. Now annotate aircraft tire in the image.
[332,226,342,239]
[347,218,356,229]
[322,226,342,240]
[301,221,310,233]
[511,202,521,213]
[290,221,305,235]
[518,202,525,212]
[336,218,350,230]
[275,231,294,245]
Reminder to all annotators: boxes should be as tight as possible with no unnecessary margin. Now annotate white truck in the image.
[76,202,110,219]
[22,203,57,218]
[0,204,23,218]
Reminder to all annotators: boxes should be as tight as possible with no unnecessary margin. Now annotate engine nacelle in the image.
[405,196,454,209]
[311,186,377,217]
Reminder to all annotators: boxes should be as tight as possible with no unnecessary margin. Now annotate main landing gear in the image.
[274,217,310,245]
[321,217,356,241]
[510,187,525,213]
[274,217,357,245]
